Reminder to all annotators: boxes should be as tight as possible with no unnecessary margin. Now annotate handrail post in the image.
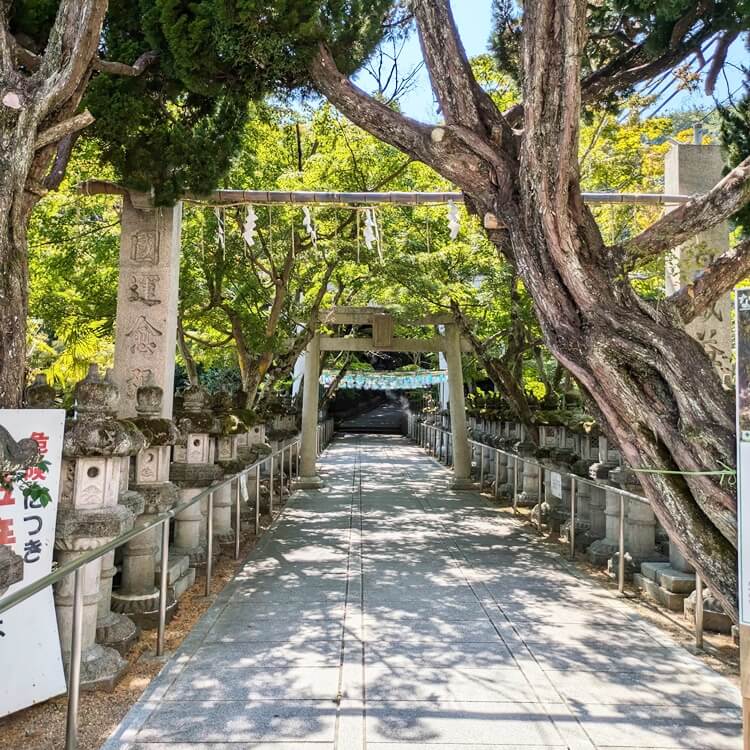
[512,456,519,512]
[64,566,84,750]
[255,464,261,535]
[206,491,214,597]
[234,476,242,561]
[695,574,704,649]
[156,518,170,656]
[570,476,577,558]
[618,493,626,594]
[494,449,499,500]
[536,465,544,534]
[269,454,275,516]
[479,445,485,490]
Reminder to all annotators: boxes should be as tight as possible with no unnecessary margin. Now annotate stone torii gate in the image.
[297,306,474,490]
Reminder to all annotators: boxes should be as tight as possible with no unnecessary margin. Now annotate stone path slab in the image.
[101,433,742,750]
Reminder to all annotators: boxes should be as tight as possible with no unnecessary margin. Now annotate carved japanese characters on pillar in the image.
[112,192,182,419]
[665,144,733,383]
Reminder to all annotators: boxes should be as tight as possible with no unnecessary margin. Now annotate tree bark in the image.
[309,0,746,620]
[450,301,538,443]
[0,0,107,406]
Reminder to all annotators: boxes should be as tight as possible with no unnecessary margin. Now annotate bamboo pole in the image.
[76,180,690,206]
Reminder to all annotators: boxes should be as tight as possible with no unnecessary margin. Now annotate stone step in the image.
[640,561,670,583]
[633,572,688,611]
[155,553,190,587]
[640,561,696,593]
[170,567,196,601]
[656,566,696,594]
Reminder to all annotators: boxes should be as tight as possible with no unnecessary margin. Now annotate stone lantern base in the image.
[111,587,177,629]
[96,609,140,656]
[78,643,129,692]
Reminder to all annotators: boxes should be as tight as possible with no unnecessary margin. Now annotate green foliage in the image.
[1,459,53,508]
[79,0,396,203]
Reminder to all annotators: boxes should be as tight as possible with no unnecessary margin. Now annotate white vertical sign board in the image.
[736,289,750,625]
[0,410,66,716]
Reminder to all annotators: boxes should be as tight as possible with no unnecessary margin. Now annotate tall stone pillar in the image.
[113,191,182,419]
[444,323,472,488]
[55,366,145,688]
[298,333,322,487]
[665,143,732,383]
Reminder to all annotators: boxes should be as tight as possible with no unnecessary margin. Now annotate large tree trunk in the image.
[0,180,33,408]
[0,0,108,407]
[309,0,749,620]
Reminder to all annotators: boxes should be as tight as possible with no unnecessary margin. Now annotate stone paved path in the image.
[103,434,742,750]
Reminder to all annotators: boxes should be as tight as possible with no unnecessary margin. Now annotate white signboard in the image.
[736,289,750,624]
[550,471,562,499]
[0,409,66,716]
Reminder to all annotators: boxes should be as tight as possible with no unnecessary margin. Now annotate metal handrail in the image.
[408,414,705,647]
[0,417,335,750]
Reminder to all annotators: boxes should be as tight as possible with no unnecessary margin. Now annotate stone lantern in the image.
[233,393,272,516]
[171,385,222,567]
[55,365,146,689]
[212,390,245,547]
[111,376,181,626]
[586,432,620,550]
[514,430,540,508]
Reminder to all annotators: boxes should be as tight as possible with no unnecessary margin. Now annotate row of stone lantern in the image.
[20,365,282,690]
[420,409,729,632]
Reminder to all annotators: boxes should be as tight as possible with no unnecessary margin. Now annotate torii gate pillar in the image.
[444,323,473,488]
[297,332,323,488]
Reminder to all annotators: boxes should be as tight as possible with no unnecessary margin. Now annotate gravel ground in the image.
[0,510,279,750]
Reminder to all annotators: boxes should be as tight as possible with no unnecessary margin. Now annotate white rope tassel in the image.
[363,207,377,251]
[302,206,317,246]
[215,207,225,250]
[243,205,257,247]
[447,200,460,240]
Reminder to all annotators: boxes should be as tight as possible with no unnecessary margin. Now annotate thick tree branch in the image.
[93,50,159,77]
[37,0,108,114]
[176,319,200,385]
[34,110,94,151]
[411,0,483,130]
[43,132,80,190]
[581,23,715,104]
[309,43,497,194]
[622,155,750,263]
[705,32,738,96]
[670,237,750,324]
[309,43,435,164]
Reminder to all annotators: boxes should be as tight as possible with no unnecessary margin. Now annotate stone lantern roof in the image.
[63,365,146,458]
